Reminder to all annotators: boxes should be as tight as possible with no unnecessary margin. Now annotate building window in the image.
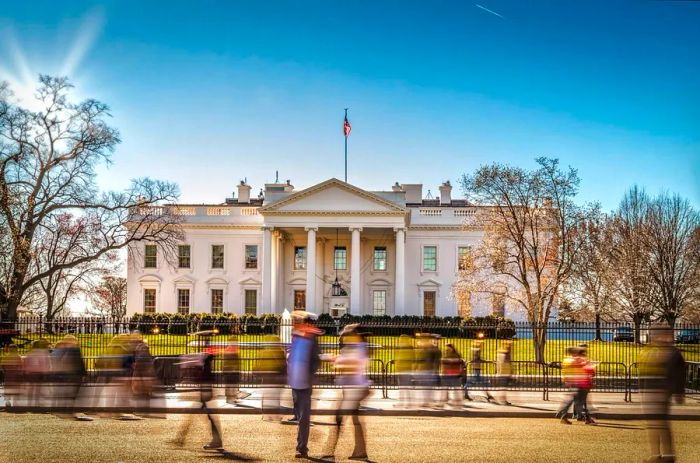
[373,247,387,271]
[457,246,471,271]
[178,245,191,268]
[373,290,387,316]
[422,246,437,272]
[334,246,347,270]
[245,245,258,269]
[177,289,190,314]
[492,292,506,317]
[211,245,224,269]
[294,290,306,310]
[423,291,436,317]
[244,289,257,315]
[211,289,224,314]
[457,292,471,318]
[143,288,156,313]
[294,246,307,270]
[144,245,157,268]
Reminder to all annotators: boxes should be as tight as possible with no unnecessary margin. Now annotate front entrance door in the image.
[423,291,436,317]
[294,290,306,310]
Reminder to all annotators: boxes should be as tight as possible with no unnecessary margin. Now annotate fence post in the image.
[543,362,549,401]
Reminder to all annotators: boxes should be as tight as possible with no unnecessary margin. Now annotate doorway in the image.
[294,290,306,310]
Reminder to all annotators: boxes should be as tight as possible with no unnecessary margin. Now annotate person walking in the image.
[394,334,415,408]
[287,311,322,459]
[640,326,686,463]
[322,324,371,462]
[172,331,224,450]
[440,344,464,408]
[556,347,588,424]
[469,340,494,402]
[495,340,513,406]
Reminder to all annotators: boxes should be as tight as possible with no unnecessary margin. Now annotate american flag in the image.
[344,114,352,137]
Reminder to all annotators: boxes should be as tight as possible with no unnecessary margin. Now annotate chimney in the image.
[401,184,423,204]
[392,182,403,192]
[237,180,251,204]
[439,181,452,205]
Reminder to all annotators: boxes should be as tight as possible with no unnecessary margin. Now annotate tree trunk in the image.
[594,311,602,341]
[633,315,642,345]
[532,325,548,364]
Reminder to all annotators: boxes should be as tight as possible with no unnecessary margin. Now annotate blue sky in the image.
[1,0,698,210]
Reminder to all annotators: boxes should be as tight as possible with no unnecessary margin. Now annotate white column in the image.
[271,233,278,312]
[262,226,273,312]
[394,227,406,315]
[277,235,284,311]
[350,227,362,314]
[305,227,317,312]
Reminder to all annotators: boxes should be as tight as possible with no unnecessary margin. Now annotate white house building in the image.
[126,178,519,319]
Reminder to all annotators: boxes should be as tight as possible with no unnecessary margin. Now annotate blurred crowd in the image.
[0,317,689,462]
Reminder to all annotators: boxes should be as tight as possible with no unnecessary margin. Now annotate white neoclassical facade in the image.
[126,178,520,319]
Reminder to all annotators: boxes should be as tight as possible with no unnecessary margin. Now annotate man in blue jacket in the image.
[287,312,322,458]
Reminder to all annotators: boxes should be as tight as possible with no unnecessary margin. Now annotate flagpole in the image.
[344,108,348,183]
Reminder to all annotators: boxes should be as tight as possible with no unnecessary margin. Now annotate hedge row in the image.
[128,313,515,338]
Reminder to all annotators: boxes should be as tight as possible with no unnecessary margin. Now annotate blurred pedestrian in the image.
[223,335,243,405]
[322,324,371,462]
[414,333,441,408]
[640,326,686,463]
[495,340,513,406]
[440,343,464,408]
[470,340,494,402]
[575,346,596,424]
[255,334,286,421]
[51,335,92,421]
[556,347,589,424]
[287,311,322,459]
[131,336,160,416]
[1,344,23,407]
[24,339,51,408]
[394,334,415,408]
[172,331,224,450]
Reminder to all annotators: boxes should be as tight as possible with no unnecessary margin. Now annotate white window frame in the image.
[293,246,307,271]
[373,246,388,272]
[144,244,158,269]
[456,245,472,272]
[210,288,224,314]
[334,246,347,270]
[421,245,438,274]
[143,288,157,313]
[372,289,387,316]
[177,243,192,269]
[177,288,191,315]
[244,289,258,315]
[243,243,259,270]
[207,278,228,314]
[422,290,437,317]
[210,243,225,271]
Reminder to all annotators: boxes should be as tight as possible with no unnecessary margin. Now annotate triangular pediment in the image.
[261,178,405,215]
[417,278,442,288]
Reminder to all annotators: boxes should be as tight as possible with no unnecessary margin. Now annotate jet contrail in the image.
[475,4,504,19]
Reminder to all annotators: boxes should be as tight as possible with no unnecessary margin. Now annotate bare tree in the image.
[457,157,587,363]
[0,75,182,322]
[645,193,700,327]
[88,275,127,318]
[23,212,115,321]
[606,187,655,342]
[563,207,616,339]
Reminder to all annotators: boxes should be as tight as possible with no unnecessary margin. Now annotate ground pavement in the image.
[2,388,700,462]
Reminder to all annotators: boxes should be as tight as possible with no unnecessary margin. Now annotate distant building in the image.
[126,178,523,319]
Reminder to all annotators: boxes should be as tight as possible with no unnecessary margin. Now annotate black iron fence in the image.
[1,316,698,399]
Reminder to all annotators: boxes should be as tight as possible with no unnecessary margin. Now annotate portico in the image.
[259,178,407,315]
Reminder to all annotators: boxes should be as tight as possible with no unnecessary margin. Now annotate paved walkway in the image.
[3,387,700,419]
